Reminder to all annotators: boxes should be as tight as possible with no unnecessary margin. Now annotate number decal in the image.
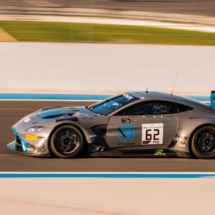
[154,129,160,140]
[142,124,163,145]
[146,129,152,140]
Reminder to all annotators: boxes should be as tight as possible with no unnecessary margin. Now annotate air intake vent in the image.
[91,125,107,136]
[43,114,73,119]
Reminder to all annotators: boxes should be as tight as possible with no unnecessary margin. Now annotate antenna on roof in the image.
[171,71,179,96]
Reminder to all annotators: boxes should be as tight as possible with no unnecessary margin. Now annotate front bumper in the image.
[7,131,51,157]
[8,123,53,157]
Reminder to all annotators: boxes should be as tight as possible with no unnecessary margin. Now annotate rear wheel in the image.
[191,126,215,159]
[50,125,86,158]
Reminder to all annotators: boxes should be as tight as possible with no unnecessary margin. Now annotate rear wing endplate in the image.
[210,91,215,107]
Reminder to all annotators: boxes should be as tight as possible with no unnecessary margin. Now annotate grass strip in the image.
[0,21,215,45]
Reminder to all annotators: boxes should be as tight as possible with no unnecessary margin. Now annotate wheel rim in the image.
[195,129,215,155]
[54,128,81,154]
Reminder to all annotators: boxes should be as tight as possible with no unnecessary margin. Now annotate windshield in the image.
[88,94,138,115]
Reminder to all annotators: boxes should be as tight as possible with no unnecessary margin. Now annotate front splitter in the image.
[7,141,51,157]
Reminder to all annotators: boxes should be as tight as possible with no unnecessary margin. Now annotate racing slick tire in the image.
[50,125,86,158]
[191,126,215,159]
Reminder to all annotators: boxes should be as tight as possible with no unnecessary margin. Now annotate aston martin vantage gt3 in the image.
[7,91,215,159]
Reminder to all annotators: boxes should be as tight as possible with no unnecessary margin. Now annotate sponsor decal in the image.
[175,134,188,140]
[154,149,166,156]
[189,117,215,120]
[142,123,163,145]
[24,117,30,122]
[123,94,133,100]
[179,141,186,147]
[117,124,136,143]
[36,145,46,153]
[162,120,171,123]
[121,118,131,123]
[117,142,135,146]
[28,147,35,153]
[41,106,62,111]
[25,135,37,141]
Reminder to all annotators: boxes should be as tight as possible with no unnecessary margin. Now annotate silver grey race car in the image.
[7,91,215,159]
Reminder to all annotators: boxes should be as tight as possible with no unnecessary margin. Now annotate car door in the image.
[105,100,178,149]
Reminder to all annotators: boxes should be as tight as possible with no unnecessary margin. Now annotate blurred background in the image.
[0,0,215,44]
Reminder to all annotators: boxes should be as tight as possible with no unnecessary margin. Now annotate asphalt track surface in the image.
[1,101,215,172]
[0,0,215,17]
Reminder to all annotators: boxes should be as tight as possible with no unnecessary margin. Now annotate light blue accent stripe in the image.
[12,127,28,154]
[0,93,112,101]
[0,93,211,102]
[0,173,215,178]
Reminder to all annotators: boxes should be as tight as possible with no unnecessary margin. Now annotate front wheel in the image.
[50,125,86,158]
[191,126,215,159]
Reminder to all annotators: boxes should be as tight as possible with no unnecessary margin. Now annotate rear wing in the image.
[210,91,215,107]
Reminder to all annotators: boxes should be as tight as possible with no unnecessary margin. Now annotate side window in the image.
[115,101,193,116]
[152,101,173,114]
[173,103,194,113]
[116,101,173,115]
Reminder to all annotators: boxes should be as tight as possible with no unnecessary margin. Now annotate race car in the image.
[7,91,215,159]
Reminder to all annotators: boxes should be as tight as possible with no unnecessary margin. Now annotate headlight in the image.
[25,126,45,132]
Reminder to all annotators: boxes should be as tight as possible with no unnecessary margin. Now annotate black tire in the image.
[50,125,86,158]
[191,126,215,159]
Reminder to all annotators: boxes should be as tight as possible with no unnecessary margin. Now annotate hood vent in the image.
[55,116,79,122]
[43,114,74,119]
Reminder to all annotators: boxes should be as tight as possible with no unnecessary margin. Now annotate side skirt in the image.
[90,148,190,158]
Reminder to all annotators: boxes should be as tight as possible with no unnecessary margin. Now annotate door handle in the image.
[121,118,131,123]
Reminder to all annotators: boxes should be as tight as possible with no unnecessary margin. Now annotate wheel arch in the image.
[188,123,215,158]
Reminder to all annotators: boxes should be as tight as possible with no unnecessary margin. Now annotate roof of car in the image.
[128,91,184,101]
[127,91,210,109]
